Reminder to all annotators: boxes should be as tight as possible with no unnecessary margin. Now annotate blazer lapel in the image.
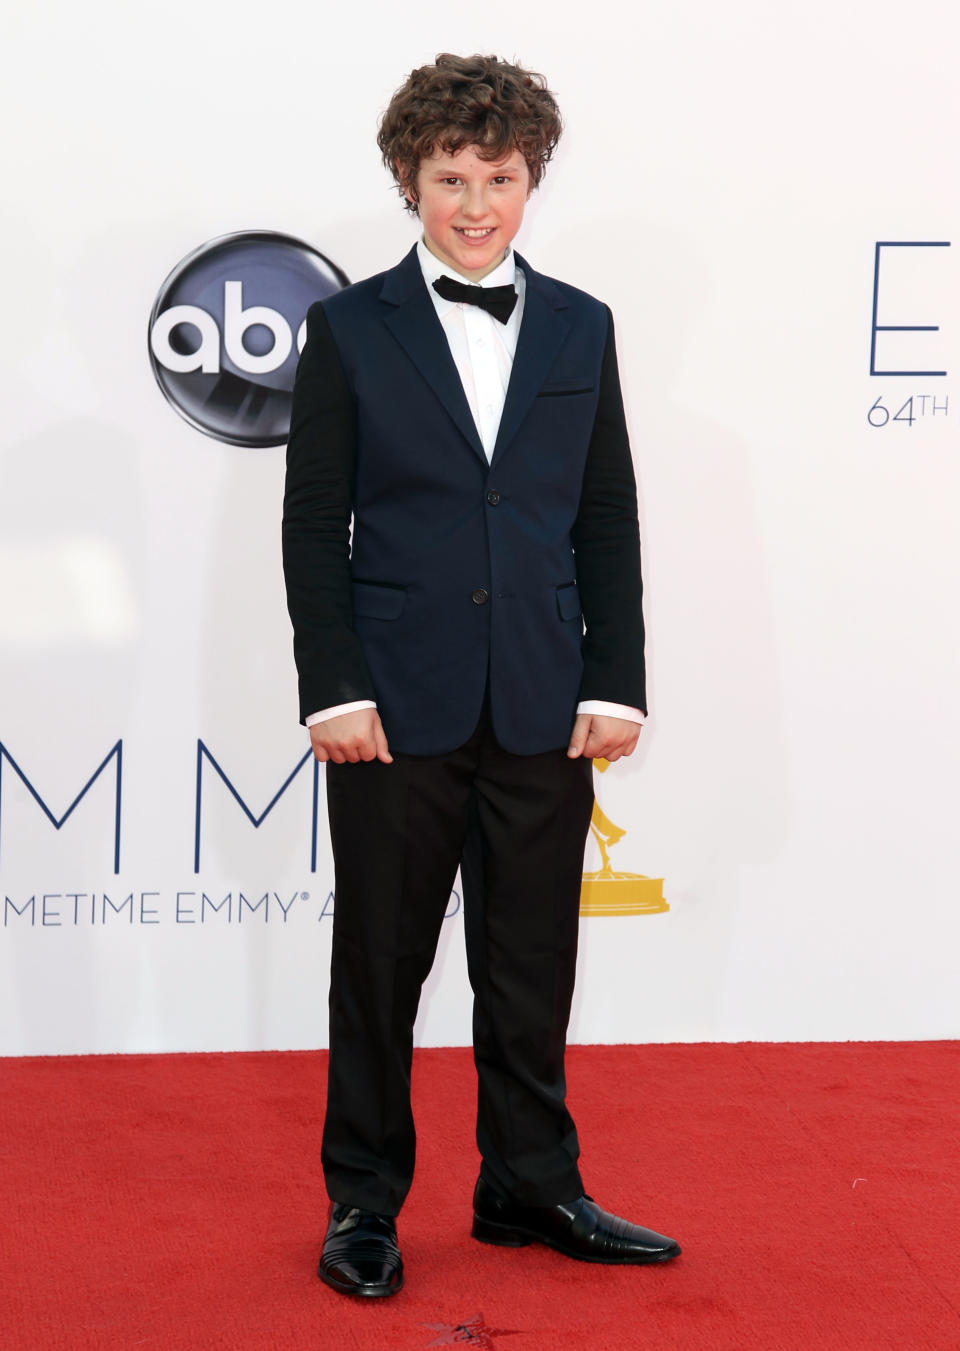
[380,246,487,465]
[490,253,570,470]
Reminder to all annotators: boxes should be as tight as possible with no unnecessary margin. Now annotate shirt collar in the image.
[416,238,517,302]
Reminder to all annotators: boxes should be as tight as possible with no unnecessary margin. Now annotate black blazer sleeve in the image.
[282,300,376,723]
[571,307,647,714]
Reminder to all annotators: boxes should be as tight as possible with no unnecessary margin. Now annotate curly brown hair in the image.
[377,53,563,215]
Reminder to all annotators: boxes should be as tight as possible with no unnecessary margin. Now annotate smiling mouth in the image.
[456,227,495,238]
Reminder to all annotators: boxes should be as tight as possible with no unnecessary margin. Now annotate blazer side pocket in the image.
[351,580,407,621]
[556,581,582,622]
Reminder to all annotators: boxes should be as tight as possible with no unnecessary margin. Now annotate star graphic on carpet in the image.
[421,1312,522,1348]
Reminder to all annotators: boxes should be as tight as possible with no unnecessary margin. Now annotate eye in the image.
[491,176,510,185]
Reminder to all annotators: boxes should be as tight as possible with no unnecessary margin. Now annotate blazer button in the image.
[471,587,489,605]
[486,489,501,506]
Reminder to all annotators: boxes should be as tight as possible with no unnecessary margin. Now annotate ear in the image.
[396,159,417,204]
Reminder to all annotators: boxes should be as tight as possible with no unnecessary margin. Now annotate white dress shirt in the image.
[305,240,644,730]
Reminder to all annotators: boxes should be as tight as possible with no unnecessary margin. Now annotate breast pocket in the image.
[537,378,596,398]
[351,580,407,621]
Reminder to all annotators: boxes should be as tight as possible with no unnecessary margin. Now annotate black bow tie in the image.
[432,274,518,324]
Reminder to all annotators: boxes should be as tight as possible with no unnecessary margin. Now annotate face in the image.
[408,144,532,281]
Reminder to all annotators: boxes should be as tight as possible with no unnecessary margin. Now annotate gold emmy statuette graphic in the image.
[580,759,668,916]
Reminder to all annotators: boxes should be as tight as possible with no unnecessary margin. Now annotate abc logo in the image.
[148,231,348,448]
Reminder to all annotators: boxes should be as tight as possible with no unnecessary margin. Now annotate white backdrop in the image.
[2,0,958,1055]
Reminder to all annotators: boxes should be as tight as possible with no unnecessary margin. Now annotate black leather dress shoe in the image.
[471,1177,681,1264]
[318,1203,403,1297]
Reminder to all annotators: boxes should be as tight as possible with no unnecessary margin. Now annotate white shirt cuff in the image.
[307,699,643,729]
[576,700,645,725]
[305,700,377,727]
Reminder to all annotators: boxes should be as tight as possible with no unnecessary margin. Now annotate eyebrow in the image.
[431,161,524,176]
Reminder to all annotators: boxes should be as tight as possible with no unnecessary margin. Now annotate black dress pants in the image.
[321,698,595,1216]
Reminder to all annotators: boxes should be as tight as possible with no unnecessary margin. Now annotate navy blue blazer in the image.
[282,244,646,755]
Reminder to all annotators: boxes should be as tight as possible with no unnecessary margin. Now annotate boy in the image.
[282,53,680,1297]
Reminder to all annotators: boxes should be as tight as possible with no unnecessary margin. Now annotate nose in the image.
[461,182,488,220]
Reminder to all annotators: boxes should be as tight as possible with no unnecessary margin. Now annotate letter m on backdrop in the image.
[193,740,320,873]
[0,741,123,873]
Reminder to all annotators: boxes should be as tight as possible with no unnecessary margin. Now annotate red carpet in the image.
[1,1042,958,1350]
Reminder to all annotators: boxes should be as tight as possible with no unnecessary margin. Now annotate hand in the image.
[567,713,641,762]
[309,709,393,764]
